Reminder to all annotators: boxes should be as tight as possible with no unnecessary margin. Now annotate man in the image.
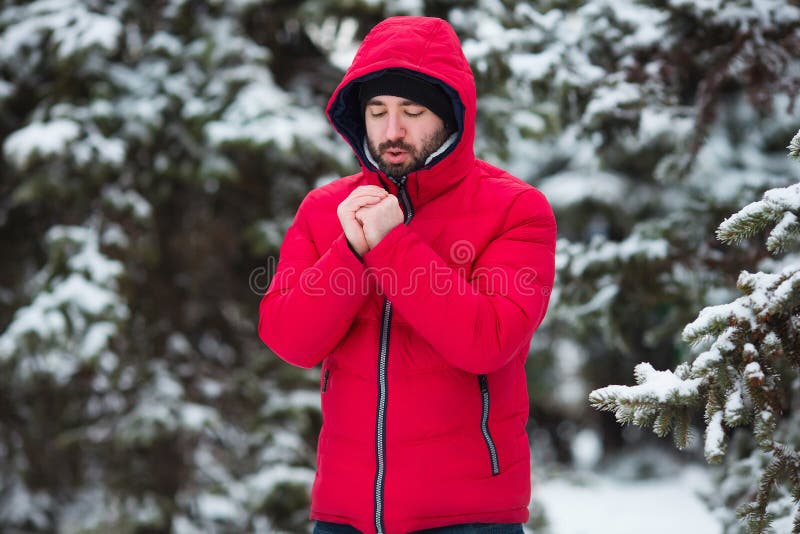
[259,16,556,534]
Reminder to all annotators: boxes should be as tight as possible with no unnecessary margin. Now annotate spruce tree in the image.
[0,0,342,530]
[445,0,800,461]
[591,129,800,533]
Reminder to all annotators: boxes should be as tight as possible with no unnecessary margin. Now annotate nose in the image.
[384,112,405,141]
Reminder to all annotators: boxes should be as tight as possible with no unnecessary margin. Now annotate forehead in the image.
[366,96,424,107]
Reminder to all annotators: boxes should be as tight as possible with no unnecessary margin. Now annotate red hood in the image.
[326,16,476,207]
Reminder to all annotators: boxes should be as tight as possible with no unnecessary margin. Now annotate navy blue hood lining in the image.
[329,68,466,174]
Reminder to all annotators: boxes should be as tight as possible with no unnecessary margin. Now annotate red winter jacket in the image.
[258,16,556,534]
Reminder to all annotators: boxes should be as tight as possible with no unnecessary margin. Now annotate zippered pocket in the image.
[478,374,500,476]
[321,363,333,393]
[321,369,330,392]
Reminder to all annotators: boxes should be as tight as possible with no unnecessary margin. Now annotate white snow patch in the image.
[535,466,721,534]
[4,120,81,168]
[583,82,641,125]
[538,170,628,209]
[704,411,726,459]
[571,429,603,471]
[744,361,764,382]
[195,493,242,522]
[509,49,561,81]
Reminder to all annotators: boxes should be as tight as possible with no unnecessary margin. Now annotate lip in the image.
[383,149,409,164]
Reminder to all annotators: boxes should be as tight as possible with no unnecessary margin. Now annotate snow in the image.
[638,108,694,145]
[508,49,561,81]
[718,183,800,244]
[764,182,800,210]
[263,389,320,415]
[49,226,124,284]
[723,379,744,423]
[569,283,617,316]
[583,82,641,125]
[195,493,242,522]
[704,411,726,460]
[683,300,758,341]
[789,128,800,157]
[102,186,153,220]
[0,2,121,63]
[0,272,120,349]
[570,429,603,471]
[773,270,800,304]
[0,79,13,99]
[550,340,589,411]
[205,78,330,150]
[304,17,360,71]
[0,478,52,530]
[539,170,628,209]
[79,322,116,358]
[590,363,704,426]
[744,361,765,382]
[180,403,219,431]
[689,325,741,376]
[53,10,122,59]
[3,119,80,168]
[568,234,669,278]
[535,466,722,534]
[242,464,314,501]
[768,212,799,252]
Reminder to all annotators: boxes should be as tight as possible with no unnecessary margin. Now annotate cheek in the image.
[365,118,385,143]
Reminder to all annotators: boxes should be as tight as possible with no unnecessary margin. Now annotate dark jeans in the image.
[314,521,525,534]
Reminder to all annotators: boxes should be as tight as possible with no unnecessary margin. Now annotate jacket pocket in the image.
[478,374,500,476]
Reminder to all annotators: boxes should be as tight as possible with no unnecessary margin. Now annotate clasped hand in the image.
[336,185,404,256]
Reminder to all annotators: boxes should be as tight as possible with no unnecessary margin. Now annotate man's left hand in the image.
[355,194,404,250]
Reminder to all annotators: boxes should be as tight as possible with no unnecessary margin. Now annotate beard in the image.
[367,125,451,178]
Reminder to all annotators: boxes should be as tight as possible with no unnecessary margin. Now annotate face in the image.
[365,95,450,178]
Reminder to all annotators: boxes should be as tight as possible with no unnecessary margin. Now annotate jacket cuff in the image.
[363,224,409,265]
[334,233,366,269]
[344,236,364,263]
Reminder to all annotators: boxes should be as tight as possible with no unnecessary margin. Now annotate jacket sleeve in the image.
[258,192,369,368]
[362,189,556,375]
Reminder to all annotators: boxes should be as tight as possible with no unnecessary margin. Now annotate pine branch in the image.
[766,212,800,253]
[789,129,800,159]
[717,183,800,248]
[589,363,704,449]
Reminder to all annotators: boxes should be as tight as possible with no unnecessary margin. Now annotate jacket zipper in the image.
[374,176,413,533]
[479,374,500,476]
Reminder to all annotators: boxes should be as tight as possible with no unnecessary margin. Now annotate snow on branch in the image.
[716,182,800,253]
[789,128,800,159]
[589,362,703,448]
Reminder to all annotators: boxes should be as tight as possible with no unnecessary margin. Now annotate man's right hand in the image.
[337,185,388,257]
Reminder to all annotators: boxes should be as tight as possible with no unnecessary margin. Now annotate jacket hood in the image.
[326,16,476,206]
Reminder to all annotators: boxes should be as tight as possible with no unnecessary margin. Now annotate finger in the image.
[349,187,388,200]
[348,196,386,210]
[353,185,388,195]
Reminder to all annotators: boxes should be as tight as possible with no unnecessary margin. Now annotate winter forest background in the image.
[1,0,799,533]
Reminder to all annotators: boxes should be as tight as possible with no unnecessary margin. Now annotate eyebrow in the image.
[366,98,424,107]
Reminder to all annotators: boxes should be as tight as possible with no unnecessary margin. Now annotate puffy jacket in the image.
[258,16,556,534]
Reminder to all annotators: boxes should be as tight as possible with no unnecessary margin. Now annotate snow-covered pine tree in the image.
[1,0,346,531]
[591,129,800,533]
[445,0,800,462]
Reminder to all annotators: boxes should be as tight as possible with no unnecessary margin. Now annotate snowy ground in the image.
[532,465,722,534]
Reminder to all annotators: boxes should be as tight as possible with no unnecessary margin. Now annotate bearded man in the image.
[259,16,557,534]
